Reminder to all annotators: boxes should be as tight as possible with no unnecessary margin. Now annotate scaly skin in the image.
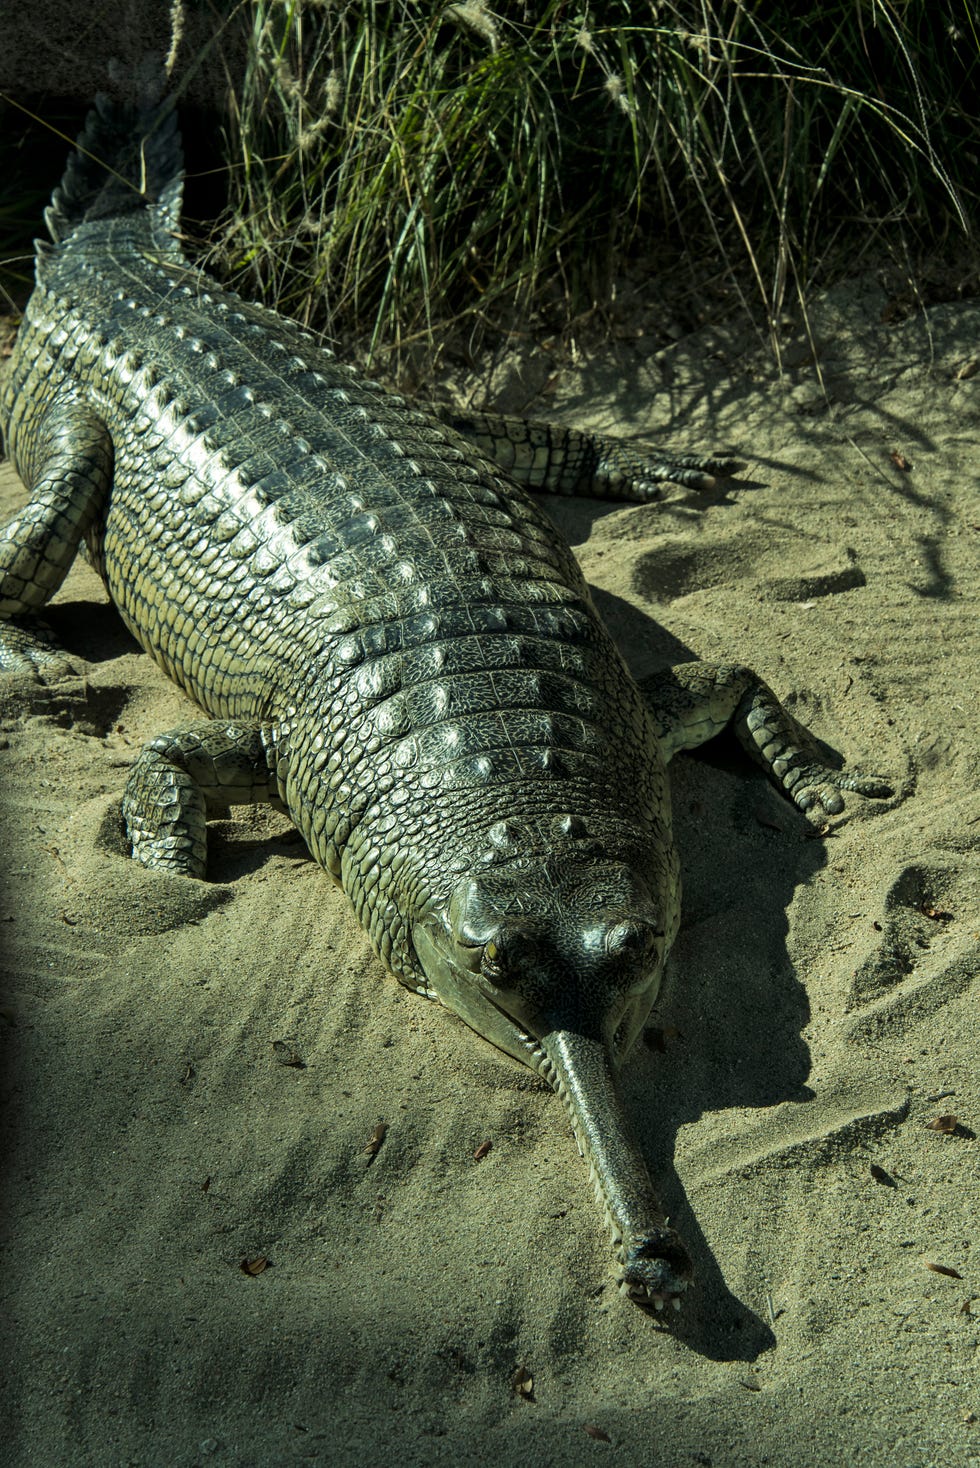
[0,88,892,1311]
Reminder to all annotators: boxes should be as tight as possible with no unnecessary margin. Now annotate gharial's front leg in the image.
[0,400,112,677]
[430,405,743,501]
[640,661,893,818]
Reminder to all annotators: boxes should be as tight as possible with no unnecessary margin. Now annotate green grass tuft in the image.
[204,1,978,369]
[2,2,977,367]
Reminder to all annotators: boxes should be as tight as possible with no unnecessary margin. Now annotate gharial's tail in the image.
[43,65,183,255]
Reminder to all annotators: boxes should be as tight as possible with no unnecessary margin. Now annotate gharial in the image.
[0,83,892,1311]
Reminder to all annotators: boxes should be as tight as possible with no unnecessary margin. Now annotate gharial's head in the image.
[412,818,679,1068]
[412,817,694,1312]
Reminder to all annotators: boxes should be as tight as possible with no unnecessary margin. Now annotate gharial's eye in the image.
[481,939,504,982]
[606,921,663,959]
[479,926,541,985]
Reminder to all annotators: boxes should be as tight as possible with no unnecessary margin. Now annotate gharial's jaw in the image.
[534,1027,693,1312]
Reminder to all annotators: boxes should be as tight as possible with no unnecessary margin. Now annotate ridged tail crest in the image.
[43,65,183,256]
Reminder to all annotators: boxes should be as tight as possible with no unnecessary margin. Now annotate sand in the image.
[1,278,978,1467]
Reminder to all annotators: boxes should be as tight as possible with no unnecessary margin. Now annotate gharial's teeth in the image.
[654,1297,665,1312]
[672,1297,682,1312]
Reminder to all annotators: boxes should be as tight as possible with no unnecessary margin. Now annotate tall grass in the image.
[207,0,978,368]
[2,2,976,366]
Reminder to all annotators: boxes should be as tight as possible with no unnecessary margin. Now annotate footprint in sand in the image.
[631,528,866,605]
[842,860,977,1045]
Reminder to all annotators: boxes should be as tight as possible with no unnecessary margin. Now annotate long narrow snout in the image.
[536,1028,692,1309]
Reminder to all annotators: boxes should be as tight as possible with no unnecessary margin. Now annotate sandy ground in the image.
[1,279,978,1467]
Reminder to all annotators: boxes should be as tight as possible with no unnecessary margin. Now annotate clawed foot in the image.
[636,450,746,494]
[734,680,893,820]
[597,444,745,500]
[0,618,78,681]
[781,762,894,819]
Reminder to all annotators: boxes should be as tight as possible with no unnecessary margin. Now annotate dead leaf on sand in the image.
[363,1122,388,1160]
[511,1363,534,1400]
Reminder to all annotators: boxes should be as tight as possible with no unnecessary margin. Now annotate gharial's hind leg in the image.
[640,661,893,818]
[0,400,112,677]
[429,404,743,502]
[123,719,284,879]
